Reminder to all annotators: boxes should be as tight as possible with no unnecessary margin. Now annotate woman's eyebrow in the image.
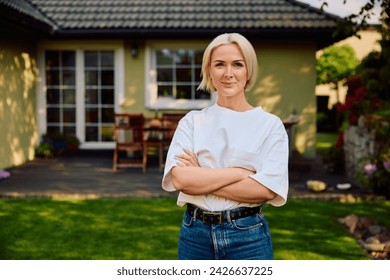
[212,59,245,63]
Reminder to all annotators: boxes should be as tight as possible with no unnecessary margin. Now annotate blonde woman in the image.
[162,33,289,260]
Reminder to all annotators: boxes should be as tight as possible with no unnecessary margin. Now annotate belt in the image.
[186,204,261,225]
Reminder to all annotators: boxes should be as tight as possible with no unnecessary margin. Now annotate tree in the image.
[327,0,390,197]
[316,44,359,103]
[327,0,386,39]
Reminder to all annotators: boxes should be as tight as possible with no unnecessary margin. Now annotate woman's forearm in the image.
[211,177,277,204]
[171,166,252,195]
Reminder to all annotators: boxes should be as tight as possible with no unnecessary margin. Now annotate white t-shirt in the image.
[162,103,289,211]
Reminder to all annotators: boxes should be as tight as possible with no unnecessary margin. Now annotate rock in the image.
[306,180,327,192]
[340,214,359,234]
[344,194,359,203]
[384,241,390,252]
[336,183,351,190]
[379,233,390,243]
[366,236,380,244]
[363,242,385,252]
[339,215,390,259]
[359,217,374,228]
[368,225,382,235]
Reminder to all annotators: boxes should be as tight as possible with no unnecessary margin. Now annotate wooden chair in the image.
[113,113,147,173]
[144,117,164,171]
[160,112,186,167]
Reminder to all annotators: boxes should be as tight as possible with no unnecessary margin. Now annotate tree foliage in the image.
[316,44,359,85]
[330,0,387,39]
[329,0,390,197]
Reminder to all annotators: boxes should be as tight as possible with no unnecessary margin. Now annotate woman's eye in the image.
[233,62,244,67]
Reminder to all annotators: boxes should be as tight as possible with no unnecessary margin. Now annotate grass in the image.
[0,198,182,260]
[316,132,339,153]
[0,197,389,260]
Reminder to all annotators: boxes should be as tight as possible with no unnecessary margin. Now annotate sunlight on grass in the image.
[277,250,326,260]
[0,198,389,260]
[316,132,338,153]
[317,142,334,149]
[271,229,295,236]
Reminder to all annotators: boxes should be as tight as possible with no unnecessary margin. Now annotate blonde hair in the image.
[197,33,258,93]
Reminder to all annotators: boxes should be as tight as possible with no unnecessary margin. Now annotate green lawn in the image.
[0,198,389,260]
[316,132,339,153]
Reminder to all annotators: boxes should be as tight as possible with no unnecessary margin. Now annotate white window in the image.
[145,43,216,110]
[84,50,115,142]
[45,50,77,137]
[37,41,124,149]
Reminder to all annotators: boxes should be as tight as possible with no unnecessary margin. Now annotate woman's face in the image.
[209,44,248,97]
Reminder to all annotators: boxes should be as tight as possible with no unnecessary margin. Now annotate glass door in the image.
[45,50,77,137]
[84,50,115,143]
[44,49,116,145]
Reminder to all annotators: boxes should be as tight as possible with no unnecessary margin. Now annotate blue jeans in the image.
[178,209,273,260]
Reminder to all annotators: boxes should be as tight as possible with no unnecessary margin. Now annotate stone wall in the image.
[344,125,377,178]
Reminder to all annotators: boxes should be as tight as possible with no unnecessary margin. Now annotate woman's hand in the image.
[172,149,264,201]
[175,149,200,167]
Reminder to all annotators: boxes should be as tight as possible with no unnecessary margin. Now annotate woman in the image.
[162,33,289,260]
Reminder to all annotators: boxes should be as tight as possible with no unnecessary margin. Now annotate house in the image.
[0,0,345,170]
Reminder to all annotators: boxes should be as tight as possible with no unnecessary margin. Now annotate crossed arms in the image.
[171,149,277,204]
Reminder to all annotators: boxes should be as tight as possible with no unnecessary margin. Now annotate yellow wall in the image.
[0,41,39,169]
[251,40,317,157]
[122,41,148,115]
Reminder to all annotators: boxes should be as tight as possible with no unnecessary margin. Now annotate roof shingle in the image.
[1,0,344,45]
[26,0,339,31]
[0,0,56,29]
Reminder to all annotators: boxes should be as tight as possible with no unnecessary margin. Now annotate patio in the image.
[0,149,370,201]
[0,150,174,199]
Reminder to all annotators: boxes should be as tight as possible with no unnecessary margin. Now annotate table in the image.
[143,118,177,171]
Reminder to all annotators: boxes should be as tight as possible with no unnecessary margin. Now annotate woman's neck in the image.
[217,96,253,112]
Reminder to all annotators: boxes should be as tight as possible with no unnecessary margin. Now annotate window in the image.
[40,43,123,149]
[84,50,115,142]
[45,50,77,136]
[146,46,215,110]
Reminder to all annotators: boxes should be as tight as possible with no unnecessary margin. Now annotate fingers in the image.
[176,161,186,167]
[183,149,193,155]
[238,167,256,176]
[183,149,197,161]
[175,149,200,167]
[175,154,195,166]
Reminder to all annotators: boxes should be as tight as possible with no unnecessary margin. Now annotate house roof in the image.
[1,0,345,46]
[0,0,56,35]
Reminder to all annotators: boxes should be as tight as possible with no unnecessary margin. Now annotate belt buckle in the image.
[203,211,222,224]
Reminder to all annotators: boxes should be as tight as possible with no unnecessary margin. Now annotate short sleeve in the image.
[161,113,194,192]
[249,120,289,206]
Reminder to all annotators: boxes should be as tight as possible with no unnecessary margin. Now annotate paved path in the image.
[0,150,374,201]
[0,151,175,199]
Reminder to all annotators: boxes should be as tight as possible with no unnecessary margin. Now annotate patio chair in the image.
[144,117,164,171]
[113,113,147,173]
[160,112,186,167]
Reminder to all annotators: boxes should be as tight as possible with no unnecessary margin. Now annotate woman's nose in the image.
[224,67,233,78]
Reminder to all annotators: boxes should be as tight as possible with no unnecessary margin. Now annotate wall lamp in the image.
[131,43,138,58]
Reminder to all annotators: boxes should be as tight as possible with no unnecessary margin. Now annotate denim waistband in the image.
[186,204,263,224]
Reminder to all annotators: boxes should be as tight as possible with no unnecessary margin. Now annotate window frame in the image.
[145,42,216,110]
[37,41,125,149]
